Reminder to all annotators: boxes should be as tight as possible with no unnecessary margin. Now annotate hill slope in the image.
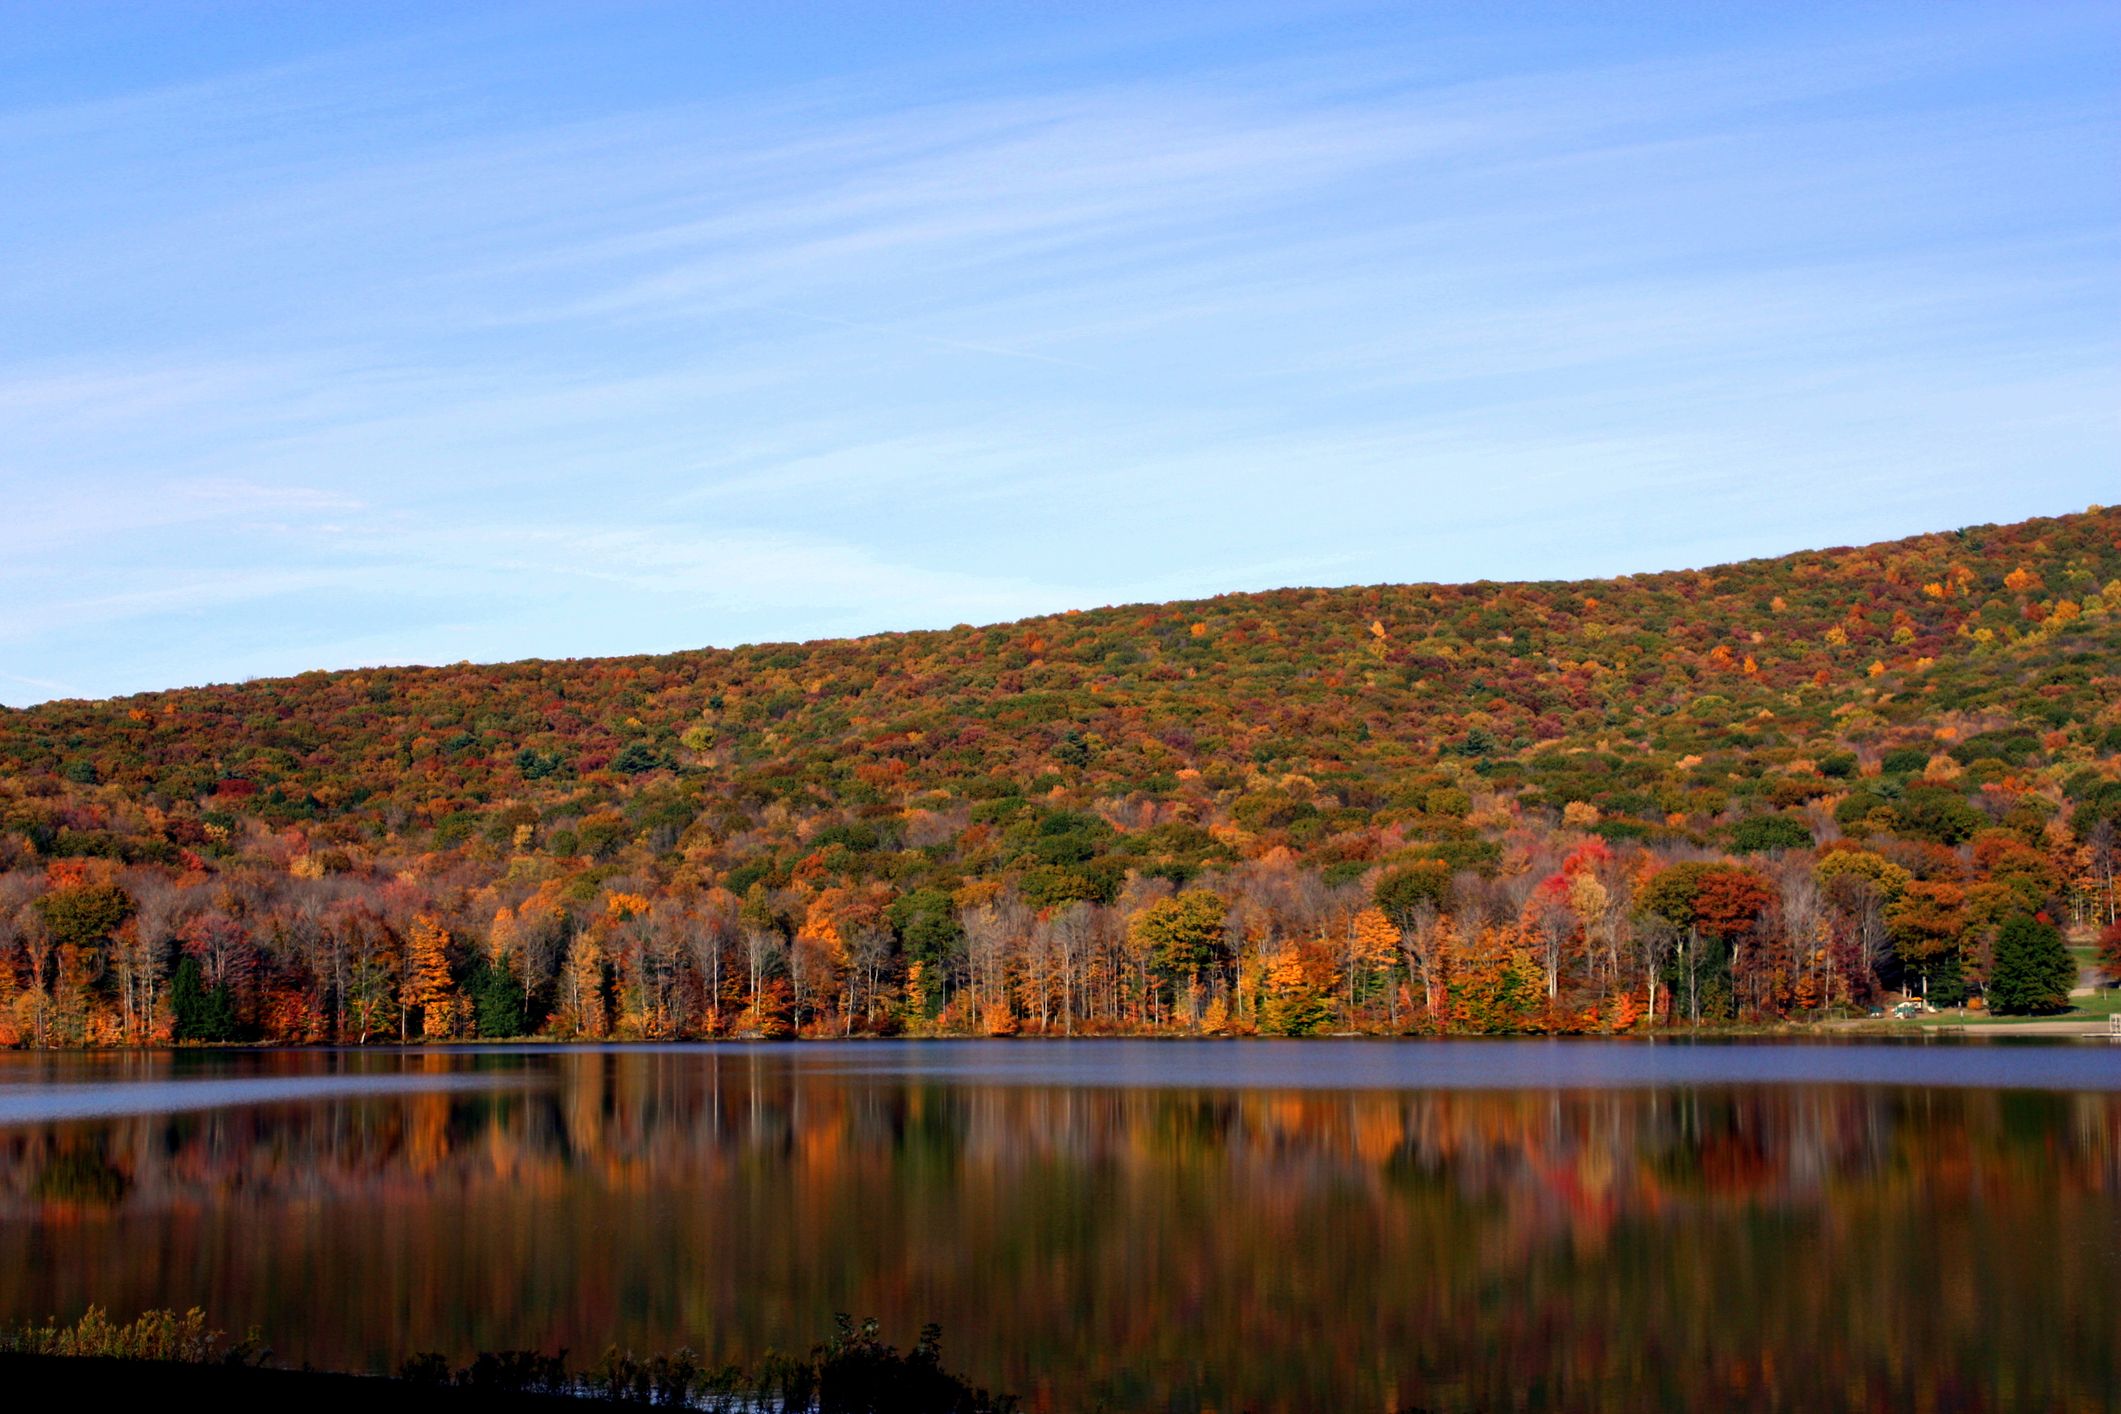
[1,508,2117,1043]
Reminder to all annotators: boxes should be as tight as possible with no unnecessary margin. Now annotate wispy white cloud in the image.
[1,2,2113,705]
[0,668,80,697]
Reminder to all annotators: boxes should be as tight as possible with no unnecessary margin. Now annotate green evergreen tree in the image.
[169,958,239,1042]
[470,956,529,1038]
[168,959,205,1039]
[1987,913,2075,1016]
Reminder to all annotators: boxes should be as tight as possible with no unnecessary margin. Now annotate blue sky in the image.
[3,2,2115,706]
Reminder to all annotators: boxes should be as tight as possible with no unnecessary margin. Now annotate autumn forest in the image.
[2,508,2117,1048]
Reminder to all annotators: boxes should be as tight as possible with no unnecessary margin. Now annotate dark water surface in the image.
[1,1039,2116,1410]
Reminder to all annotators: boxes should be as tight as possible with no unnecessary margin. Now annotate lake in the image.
[1,1039,2116,1410]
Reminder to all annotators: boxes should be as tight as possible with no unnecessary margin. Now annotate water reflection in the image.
[1,1044,2115,1411]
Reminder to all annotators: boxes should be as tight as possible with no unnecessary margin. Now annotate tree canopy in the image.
[0,507,2115,1043]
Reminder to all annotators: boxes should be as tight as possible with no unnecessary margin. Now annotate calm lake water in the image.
[1,1039,2116,1410]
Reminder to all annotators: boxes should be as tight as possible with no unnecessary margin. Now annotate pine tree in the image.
[470,955,528,1038]
[170,957,238,1042]
[1987,913,2074,1016]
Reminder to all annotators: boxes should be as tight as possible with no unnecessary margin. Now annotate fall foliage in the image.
[0,508,2117,1043]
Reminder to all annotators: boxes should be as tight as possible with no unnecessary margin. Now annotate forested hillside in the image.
[2,508,2118,1044]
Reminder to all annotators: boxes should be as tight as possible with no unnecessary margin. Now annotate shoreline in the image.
[7,1022,2118,1054]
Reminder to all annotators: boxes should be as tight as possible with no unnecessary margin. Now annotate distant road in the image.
[1921,1018,2115,1037]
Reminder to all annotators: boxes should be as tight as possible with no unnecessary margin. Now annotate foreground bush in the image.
[8,1308,1012,1413]
[0,1305,256,1364]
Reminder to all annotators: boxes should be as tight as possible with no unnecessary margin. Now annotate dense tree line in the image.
[0,509,2116,1044]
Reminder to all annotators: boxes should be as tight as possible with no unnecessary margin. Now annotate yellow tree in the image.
[1568,871,1614,999]
[797,888,864,1032]
[400,913,456,1040]
[1450,922,1544,1034]
[1375,861,1451,1020]
[1260,940,1331,1035]
[1127,890,1227,1027]
[487,903,523,980]
[602,891,668,1038]
[901,959,930,1032]
[554,931,607,1038]
[1343,906,1401,1027]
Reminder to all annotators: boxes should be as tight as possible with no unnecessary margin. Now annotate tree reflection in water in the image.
[0,1045,2114,1411]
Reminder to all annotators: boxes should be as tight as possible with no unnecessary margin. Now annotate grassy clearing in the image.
[1887,988,2121,1028]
